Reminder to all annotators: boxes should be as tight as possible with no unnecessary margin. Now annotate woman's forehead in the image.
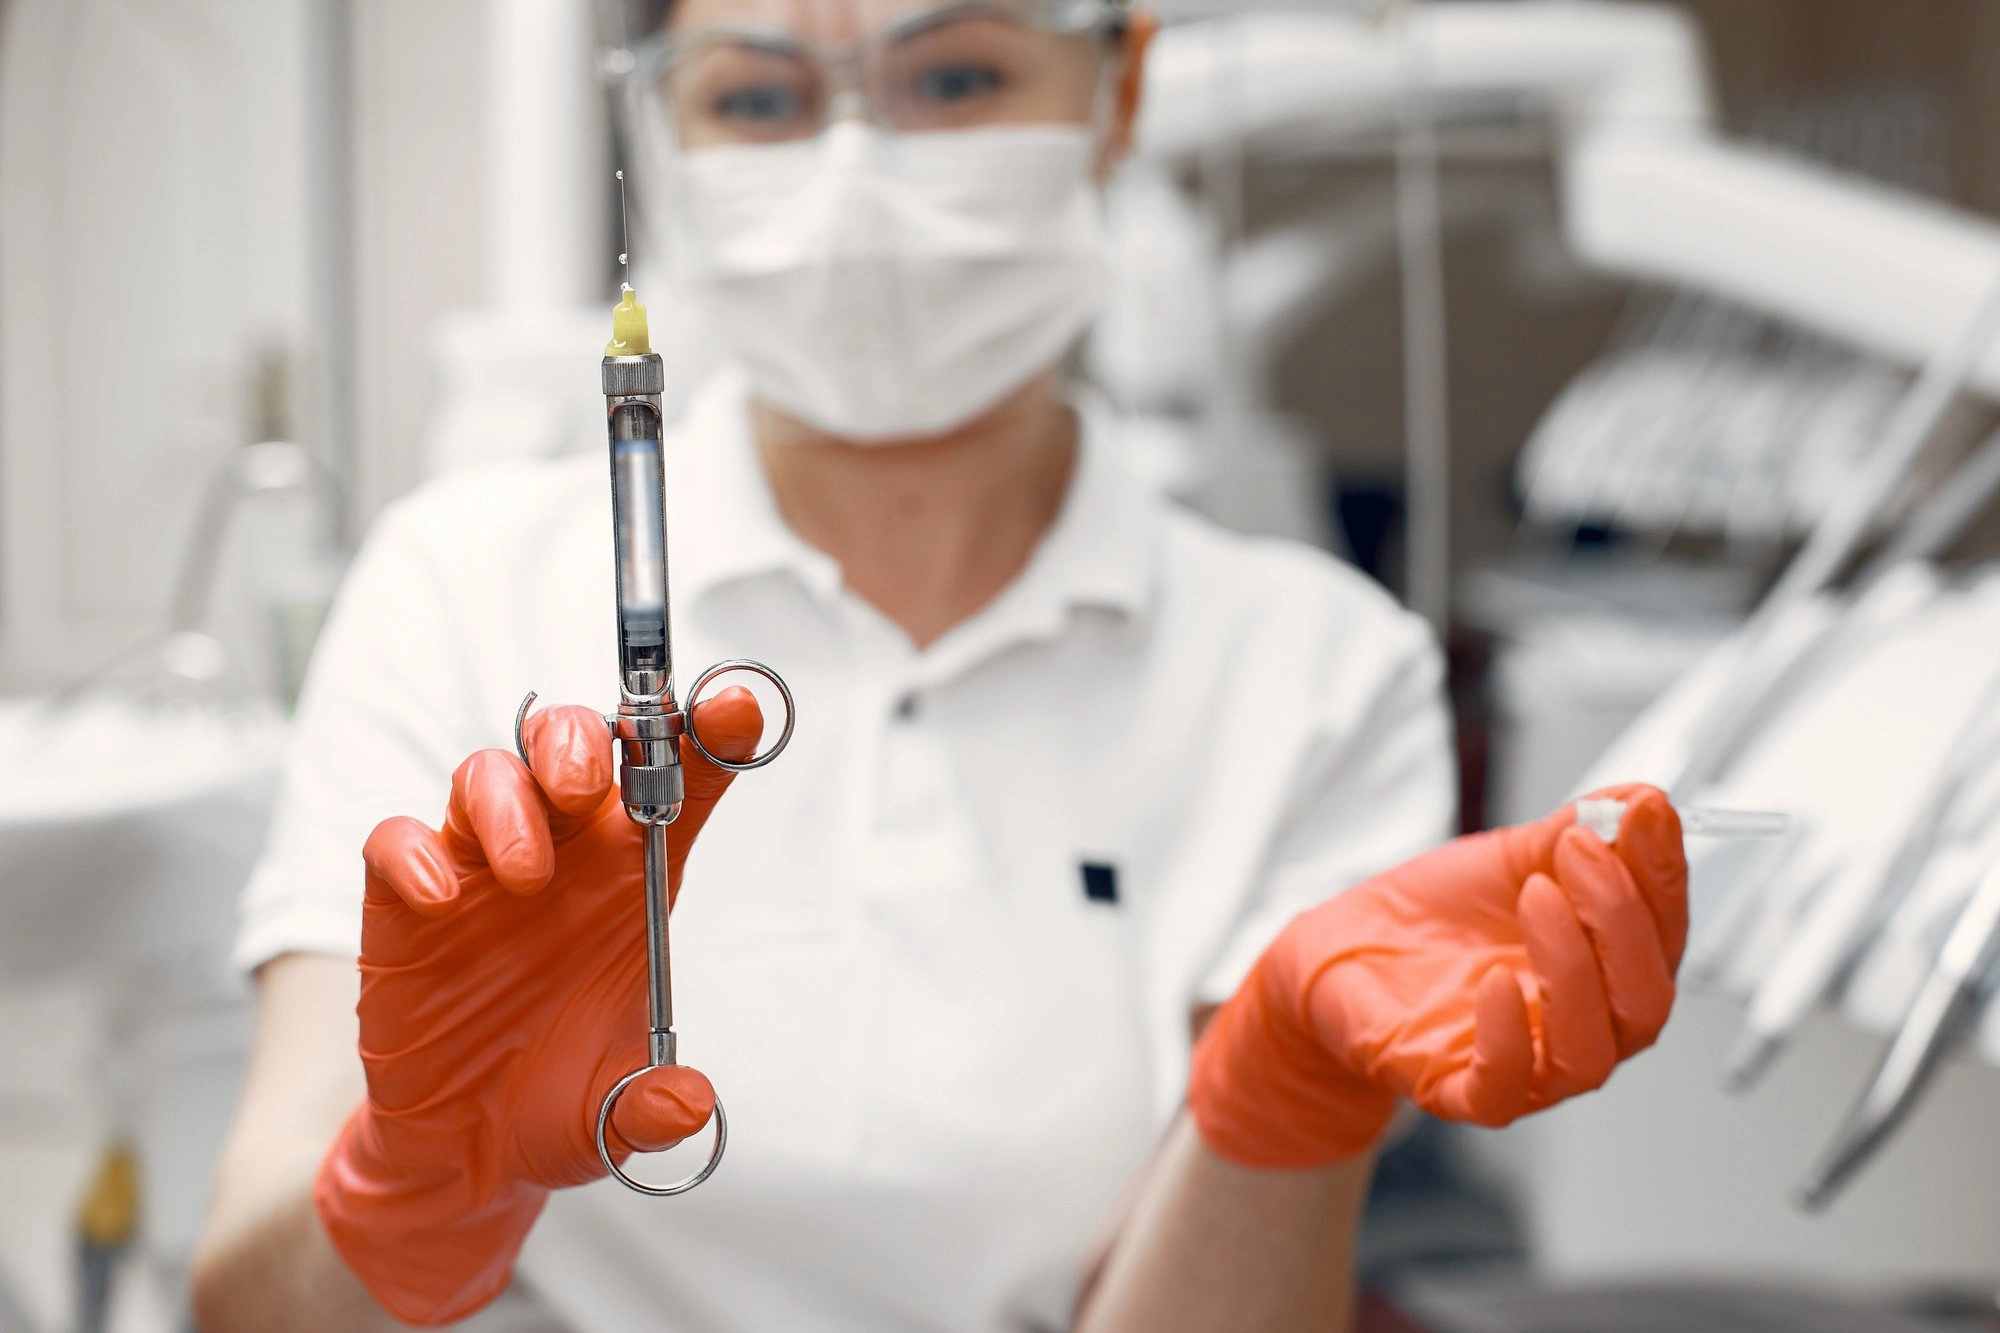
[668,0,960,43]
[672,0,1000,42]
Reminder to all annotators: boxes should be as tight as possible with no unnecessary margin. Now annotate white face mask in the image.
[661,121,1109,442]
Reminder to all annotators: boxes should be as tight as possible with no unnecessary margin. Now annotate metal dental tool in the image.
[1796,850,2000,1211]
[518,179,795,1195]
[1721,653,2000,1093]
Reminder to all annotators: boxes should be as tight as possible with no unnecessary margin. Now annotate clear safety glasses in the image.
[621,0,1127,149]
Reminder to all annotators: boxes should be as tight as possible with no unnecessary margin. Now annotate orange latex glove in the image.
[315,690,760,1327]
[1189,784,1686,1169]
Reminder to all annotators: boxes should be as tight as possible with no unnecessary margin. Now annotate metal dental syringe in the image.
[518,207,795,1195]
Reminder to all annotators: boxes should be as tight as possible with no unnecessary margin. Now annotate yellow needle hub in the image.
[607,283,652,357]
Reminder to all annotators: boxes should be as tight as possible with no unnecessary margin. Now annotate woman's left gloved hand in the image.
[1188,785,1687,1169]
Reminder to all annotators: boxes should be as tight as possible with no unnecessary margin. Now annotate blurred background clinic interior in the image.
[7,0,2000,1329]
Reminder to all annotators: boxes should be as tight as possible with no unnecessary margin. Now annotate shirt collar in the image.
[668,367,1158,634]
[996,387,1156,622]
[667,366,844,606]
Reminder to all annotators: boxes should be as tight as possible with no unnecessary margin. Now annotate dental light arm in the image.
[1137,3,1713,159]
[1567,136,2000,396]
[1136,1,2000,398]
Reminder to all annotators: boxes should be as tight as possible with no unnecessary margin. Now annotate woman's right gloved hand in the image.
[315,690,761,1327]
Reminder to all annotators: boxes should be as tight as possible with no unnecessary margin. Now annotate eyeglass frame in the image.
[606,0,1132,141]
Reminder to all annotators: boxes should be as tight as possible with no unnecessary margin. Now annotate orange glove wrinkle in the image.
[1189,785,1687,1169]
[316,689,760,1327]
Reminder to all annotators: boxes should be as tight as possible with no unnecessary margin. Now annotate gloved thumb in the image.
[667,686,764,897]
[606,1065,717,1155]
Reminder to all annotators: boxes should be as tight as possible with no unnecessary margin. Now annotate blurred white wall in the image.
[347,0,608,518]
[0,0,312,689]
[0,0,606,688]
[347,0,488,517]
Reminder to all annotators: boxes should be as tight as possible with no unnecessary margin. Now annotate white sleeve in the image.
[231,500,475,972]
[1194,612,1458,1004]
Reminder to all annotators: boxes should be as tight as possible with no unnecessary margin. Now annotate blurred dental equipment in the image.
[514,257,794,1198]
[1582,565,2000,1206]
[1577,401,2000,1103]
[1599,268,2000,813]
[1110,2,2000,644]
[1526,171,2000,1152]
[1135,3,2000,388]
[1516,88,1957,550]
[72,1142,138,1333]
[1799,851,2000,1212]
[1720,653,2000,1092]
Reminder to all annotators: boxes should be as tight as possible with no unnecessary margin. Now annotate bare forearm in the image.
[191,1177,405,1333]
[1076,1115,1373,1333]
[192,955,403,1330]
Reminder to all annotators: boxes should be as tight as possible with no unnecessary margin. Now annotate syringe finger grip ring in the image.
[683,659,798,772]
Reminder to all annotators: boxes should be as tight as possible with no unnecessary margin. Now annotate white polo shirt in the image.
[236,368,1454,1333]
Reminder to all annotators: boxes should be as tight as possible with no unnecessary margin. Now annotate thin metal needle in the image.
[616,169,631,280]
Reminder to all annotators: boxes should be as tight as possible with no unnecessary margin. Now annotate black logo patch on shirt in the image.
[1080,861,1119,905]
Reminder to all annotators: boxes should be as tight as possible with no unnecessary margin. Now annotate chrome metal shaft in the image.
[644,819,676,1068]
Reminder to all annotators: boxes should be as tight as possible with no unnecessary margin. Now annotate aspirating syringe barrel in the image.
[604,353,671,699]
[604,350,683,827]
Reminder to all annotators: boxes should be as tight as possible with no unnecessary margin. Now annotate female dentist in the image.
[191,0,1689,1328]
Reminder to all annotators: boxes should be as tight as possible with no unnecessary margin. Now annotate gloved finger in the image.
[521,703,614,819]
[1519,872,1619,1099]
[1611,786,1690,970]
[1426,964,1534,1128]
[665,687,762,900]
[606,1064,717,1155]
[676,685,762,830]
[1553,825,1676,1058]
[681,685,763,800]
[1489,803,1581,886]
[363,816,462,917]
[443,749,556,895]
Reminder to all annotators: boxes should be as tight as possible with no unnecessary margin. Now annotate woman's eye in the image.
[914,63,1005,103]
[714,83,805,122]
